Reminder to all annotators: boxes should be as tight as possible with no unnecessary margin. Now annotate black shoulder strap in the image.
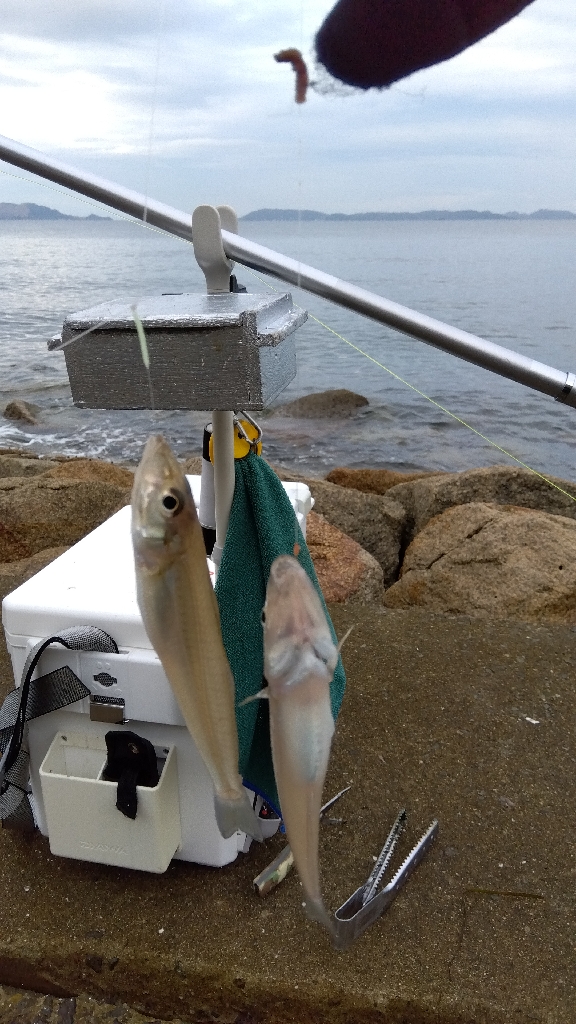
[0,626,118,830]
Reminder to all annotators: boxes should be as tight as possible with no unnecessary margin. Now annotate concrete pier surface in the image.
[0,605,574,1024]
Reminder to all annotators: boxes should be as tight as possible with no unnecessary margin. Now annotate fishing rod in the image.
[1,132,575,409]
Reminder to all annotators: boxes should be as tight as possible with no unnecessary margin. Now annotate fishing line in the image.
[293,0,304,573]
[264,7,575,501]
[49,311,158,415]
[290,0,306,420]
[1,172,166,427]
[296,0,304,293]
[133,0,166,426]
[0,165,194,248]
[0,167,129,223]
[55,317,118,348]
[131,305,156,414]
[142,0,167,225]
[4,9,166,449]
[305,312,576,502]
[241,265,576,504]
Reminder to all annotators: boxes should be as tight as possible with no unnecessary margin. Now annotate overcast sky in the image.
[0,0,574,215]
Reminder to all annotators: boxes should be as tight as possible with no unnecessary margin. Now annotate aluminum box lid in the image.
[56,292,306,342]
[50,292,306,411]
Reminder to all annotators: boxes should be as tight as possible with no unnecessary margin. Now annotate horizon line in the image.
[2,201,575,223]
[241,207,576,221]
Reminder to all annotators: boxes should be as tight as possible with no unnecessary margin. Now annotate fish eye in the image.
[161,489,184,515]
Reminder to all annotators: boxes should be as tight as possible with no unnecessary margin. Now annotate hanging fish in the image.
[131,434,262,843]
[258,555,343,938]
[315,0,536,89]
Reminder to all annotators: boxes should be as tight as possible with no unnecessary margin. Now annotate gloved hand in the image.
[315,0,537,89]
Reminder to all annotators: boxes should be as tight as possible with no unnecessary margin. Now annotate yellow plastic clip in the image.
[209,416,262,462]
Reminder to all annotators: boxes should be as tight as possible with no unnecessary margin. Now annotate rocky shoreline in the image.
[1,448,576,626]
[276,461,576,623]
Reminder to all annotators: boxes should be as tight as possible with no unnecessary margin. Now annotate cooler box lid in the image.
[4,505,155,650]
[2,476,206,650]
[2,477,312,650]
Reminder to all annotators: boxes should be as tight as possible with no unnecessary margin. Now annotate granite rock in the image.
[3,400,40,425]
[384,500,576,623]
[301,478,407,587]
[0,548,69,607]
[43,458,134,488]
[326,466,443,494]
[386,464,576,542]
[272,388,368,418]
[0,455,59,478]
[0,478,131,562]
[181,455,203,475]
[306,510,383,603]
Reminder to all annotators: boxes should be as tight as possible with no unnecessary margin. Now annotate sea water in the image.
[1,216,575,478]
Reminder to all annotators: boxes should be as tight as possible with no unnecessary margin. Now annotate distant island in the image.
[0,203,110,221]
[4,201,574,224]
[241,208,576,222]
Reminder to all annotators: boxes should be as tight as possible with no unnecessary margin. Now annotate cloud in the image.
[415,0,576,98]
[0,1,333,153]
[0,0,575,212]
[0,0,331,44]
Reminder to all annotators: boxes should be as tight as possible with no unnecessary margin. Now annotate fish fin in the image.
[214,791,264,843]
[238,688,269,707]
[337,625,354,653]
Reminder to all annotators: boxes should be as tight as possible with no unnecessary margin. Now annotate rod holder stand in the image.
[192,205,235,294]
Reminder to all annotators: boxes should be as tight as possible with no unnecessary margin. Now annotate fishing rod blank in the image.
[1,132,575,409]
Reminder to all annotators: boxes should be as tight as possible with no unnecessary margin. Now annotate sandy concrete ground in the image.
[0,984,189,1024]
[0,605,574,1024]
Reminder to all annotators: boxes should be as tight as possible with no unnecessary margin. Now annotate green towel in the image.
[215,452,346,813]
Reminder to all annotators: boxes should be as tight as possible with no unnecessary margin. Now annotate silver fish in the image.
[131,434,262,842]
[262,554,340,936]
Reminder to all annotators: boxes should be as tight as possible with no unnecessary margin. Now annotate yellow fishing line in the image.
[307,310,576,500]
[243,266,576,503]
[131,305,150,369]
[131,304,157,414]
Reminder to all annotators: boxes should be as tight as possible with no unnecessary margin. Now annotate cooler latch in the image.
[89,695,125,724]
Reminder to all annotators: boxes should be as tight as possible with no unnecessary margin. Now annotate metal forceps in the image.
[333,810,438,950]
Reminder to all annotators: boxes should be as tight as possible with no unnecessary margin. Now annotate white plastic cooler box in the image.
[2,476,313,873]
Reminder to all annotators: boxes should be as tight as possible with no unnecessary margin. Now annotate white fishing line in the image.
[142,0,167,225]
[0,167,184,243]
[0,167,127,222]
[139,0,166,425]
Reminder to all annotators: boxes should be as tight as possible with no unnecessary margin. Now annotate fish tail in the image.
[214,791,263,843]
[303,896,335,937]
